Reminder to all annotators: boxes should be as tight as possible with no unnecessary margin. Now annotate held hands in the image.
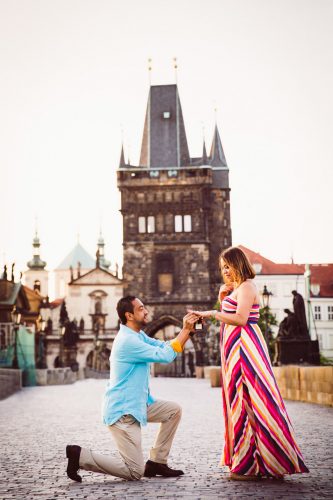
[188,309,216,320]
[182,312,199,332]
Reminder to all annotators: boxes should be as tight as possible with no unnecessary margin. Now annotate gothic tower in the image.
[117,84,232,360]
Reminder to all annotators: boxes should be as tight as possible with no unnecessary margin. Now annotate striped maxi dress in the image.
[220,296,309,477]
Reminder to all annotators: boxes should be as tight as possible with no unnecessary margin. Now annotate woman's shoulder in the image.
[237,279,258,297]
[239,279,257,290]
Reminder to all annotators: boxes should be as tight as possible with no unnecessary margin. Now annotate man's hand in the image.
[182,312,199,332]
[218,283,234,302]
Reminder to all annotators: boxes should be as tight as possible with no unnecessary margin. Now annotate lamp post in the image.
[38,297,50,369]
[262,285,272,345]
[11,307,21,369]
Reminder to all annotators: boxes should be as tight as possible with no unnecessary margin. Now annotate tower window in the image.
[147,216,155,233]
[138,217,146,233]
[184,215,192,232]
[175,215,182,232]
[163,111,171,119]
[174,215,192,233]
[138,216,155,234]
[157,254,174,294]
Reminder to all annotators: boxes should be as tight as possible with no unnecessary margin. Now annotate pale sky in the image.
[1,0,332,284]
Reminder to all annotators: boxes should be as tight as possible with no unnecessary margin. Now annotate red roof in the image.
[308,264,333,298]
[238,246,304,275]
[50,297,64,309]
[238,245,333,298]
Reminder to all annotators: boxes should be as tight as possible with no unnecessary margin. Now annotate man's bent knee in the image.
[169,402,182,420]
[129,464,145,481]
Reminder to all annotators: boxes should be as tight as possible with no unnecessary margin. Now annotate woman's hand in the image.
[188,309,215,319]
[218,283,234,302]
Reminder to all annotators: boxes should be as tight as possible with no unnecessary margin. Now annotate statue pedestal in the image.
[276,338,312,365]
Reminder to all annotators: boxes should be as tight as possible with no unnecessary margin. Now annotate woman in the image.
[190,246,308,480]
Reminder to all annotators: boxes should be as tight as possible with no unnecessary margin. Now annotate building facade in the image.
[117,83,232,370]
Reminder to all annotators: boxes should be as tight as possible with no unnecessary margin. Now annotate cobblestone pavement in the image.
[0,377,332,499]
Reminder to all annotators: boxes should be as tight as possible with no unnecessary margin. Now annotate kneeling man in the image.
[66,296,197,482]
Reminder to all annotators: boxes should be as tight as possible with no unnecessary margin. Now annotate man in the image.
[66,296,198,482]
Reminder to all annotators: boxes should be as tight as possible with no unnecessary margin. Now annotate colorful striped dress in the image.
[220,296,309,477]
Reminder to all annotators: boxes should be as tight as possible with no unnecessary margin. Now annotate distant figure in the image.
[292,291,309,338]
[187,351,195,377]
[278,309,299,338]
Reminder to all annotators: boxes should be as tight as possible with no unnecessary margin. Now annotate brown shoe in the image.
[144,460,184,477]
[66,445,82,482]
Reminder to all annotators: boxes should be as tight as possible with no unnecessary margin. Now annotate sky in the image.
[1,0,332,289]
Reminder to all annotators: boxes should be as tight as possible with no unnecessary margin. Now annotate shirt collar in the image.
[119,324,145,336]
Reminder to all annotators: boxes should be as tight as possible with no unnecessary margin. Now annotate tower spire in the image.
[119,143,126,167]
[210,124,227,167]
[27,228,46,270]
[97,228,110,270]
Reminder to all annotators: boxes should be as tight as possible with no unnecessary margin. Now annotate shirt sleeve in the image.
[122,334,177,364]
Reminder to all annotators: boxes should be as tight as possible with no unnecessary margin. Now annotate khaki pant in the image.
[79,400,182,481]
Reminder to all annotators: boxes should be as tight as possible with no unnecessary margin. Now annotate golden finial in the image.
[148,58,152,85]
[173,57,178,83]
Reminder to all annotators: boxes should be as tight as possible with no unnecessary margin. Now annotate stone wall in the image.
[0,368,22,400]
[35,367,84,386]
[209,365,333,406]
[274,365,333,406]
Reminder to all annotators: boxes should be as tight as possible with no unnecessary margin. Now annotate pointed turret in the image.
[119,143,126,168]
[139,84,190,168]
[97,230,111,270]
[27,231,46,270]
[210,124,227,167]
[202,140,208,164]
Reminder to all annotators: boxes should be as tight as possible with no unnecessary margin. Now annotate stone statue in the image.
[2,265,7,280]
[70,265,74,282]
[292,291,309,338]
[11,263,15,282]
[47,318,53,333]
[79,317,85,332]
[77,261,81,278]
[277,309,299,338]
[96,249,100,268]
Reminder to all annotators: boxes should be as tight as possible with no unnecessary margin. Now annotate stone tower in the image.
[117,84,231,357]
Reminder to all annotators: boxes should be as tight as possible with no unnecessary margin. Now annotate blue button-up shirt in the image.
[102,324,177,426]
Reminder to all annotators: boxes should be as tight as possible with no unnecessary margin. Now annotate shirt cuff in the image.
[170,339,183,353]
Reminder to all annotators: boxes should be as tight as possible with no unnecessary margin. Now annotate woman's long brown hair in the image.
[220,246,256,287]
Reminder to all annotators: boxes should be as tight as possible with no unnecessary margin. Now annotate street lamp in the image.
[261,285,272,346]
[11,307,21,369]
[262,285,272,309]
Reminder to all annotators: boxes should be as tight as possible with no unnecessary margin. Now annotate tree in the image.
[258,306,278,360]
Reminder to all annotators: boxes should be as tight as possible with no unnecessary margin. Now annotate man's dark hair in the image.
[117,296,136,325]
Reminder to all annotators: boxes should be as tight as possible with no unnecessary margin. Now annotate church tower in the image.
[24,231,48,295]
[117,84,232,361]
